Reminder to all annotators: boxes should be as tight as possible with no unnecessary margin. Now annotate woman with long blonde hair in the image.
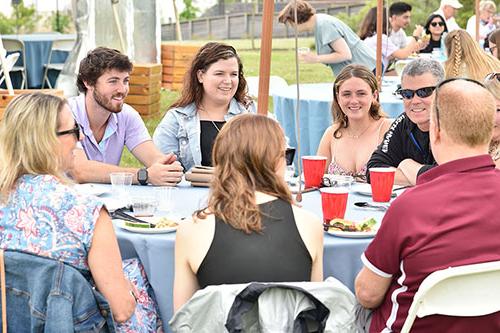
[173,114,323,311]
[484,73,500,168]
[444,29,500,81]
[0,93,163,331]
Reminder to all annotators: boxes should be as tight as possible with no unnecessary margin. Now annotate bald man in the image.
[356,79,500,332]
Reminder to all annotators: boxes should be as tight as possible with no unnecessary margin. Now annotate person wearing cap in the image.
[356,78,500,333]
[434,0,463,32]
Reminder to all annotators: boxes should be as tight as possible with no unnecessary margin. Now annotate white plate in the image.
[114,217,179,234]
[352,183,397,198]
[326,229,377,238]
[74,184,109,197]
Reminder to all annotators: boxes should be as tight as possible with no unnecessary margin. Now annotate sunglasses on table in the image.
[430,21,445,27]
[485,72,500,82]
[396,86,436,100]
[56,123,81,140]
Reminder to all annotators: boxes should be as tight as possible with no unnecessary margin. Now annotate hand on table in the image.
[148,154,183,186]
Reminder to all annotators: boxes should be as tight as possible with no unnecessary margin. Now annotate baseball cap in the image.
[440,0,463,9]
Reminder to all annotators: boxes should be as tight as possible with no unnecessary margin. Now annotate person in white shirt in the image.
[434,0,463,32]
[466,0,497,46]
[389,2,423,49]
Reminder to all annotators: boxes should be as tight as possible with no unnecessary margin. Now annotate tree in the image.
[10,1,39,34]
[48,10,73,33]
[179,0,199,21]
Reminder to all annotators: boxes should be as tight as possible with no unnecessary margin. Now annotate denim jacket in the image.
[1,250,115,332]
[153,98,255,171]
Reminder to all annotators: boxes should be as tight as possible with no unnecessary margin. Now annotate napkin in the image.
[185,165,214,187]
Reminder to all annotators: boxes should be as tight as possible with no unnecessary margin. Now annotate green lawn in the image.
[120,38,333,167]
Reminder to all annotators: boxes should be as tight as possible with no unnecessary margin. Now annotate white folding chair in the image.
[0,52,20,86]
[2,37,27,89]
[42,37,75,88]
[401,260,500,333]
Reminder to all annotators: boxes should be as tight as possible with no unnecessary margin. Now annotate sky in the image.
[0,0,217,23]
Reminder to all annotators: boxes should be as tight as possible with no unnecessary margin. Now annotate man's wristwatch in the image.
[137,168,148,185]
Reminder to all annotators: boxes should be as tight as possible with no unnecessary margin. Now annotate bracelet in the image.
[129,290,138,303]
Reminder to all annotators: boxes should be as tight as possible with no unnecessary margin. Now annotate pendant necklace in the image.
[200,106,222,132]
[346,122,372,139]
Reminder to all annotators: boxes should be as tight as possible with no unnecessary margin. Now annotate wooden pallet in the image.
[128,63,162,117]
[0,89,64,120]
[161,44,199,91]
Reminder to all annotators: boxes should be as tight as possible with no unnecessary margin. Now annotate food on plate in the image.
[123,217,178,229]
[326,217,377,232]
[155,217,178,229]
[124,221,150,229]
[421,34,431,43]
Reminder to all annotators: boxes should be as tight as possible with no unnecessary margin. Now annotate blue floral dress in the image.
[0,174,163,332]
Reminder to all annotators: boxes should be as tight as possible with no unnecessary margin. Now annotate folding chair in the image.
[42,37,75,88]
[0,52,20,86]
[401,260,500,333]
[1,38,27,89]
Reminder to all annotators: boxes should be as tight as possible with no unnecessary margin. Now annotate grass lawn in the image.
[120,38,333,167]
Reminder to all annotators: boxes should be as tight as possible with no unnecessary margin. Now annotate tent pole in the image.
[257,0,274,115]
[376,0,383,86]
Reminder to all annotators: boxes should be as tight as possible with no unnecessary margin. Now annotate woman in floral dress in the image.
[0,93,162,332]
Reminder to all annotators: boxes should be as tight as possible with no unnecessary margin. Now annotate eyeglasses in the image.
[434,78,485,130]
[485,72,500,82]
[56,123,81,140]
[430,21,445,27]
[396,86,436,100]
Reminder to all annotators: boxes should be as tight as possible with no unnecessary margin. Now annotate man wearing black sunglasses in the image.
[356,79,500,332]
[367,59,443,185]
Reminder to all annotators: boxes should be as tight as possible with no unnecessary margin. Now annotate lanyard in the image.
[409,132,425,156]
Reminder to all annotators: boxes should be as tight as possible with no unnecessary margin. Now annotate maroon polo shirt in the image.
[362,154,500,332]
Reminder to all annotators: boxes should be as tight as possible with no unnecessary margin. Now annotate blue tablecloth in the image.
[274,78,404,165]
[102,181,388,327]
[2,34,74,89]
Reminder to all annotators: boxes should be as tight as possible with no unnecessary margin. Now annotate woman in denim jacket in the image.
[153,42,255,172]
[0,93,162,332]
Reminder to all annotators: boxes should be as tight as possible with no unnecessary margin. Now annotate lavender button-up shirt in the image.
[68,94,151,165]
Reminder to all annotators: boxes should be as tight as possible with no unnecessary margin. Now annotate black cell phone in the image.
[285,147,296,166]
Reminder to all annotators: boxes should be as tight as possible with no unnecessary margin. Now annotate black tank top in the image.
[196,199,312,289]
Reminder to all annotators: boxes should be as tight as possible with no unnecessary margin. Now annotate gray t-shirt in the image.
[314,13,376,76]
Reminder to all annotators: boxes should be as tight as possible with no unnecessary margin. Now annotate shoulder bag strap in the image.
[0,249,6,333]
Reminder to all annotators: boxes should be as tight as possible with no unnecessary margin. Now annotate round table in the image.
[94,181,390,327]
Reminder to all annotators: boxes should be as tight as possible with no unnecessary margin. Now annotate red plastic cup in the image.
[320,187,348,223]
[302,156,327,188]
[369,167,396,202]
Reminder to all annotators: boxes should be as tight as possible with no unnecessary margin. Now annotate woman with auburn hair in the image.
[0,93,162,331]
[443,29,500,82]
[484,73,500,168]
[317,65,392,181]
[277,0,375,76]
[153,42,255,172]
[173,114,323,311]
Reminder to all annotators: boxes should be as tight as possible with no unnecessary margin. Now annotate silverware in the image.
[110,208,155,227]
[354,202,389,211]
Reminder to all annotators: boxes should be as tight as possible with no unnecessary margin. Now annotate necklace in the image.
[346,122,372,139]
[199,106,224,133]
